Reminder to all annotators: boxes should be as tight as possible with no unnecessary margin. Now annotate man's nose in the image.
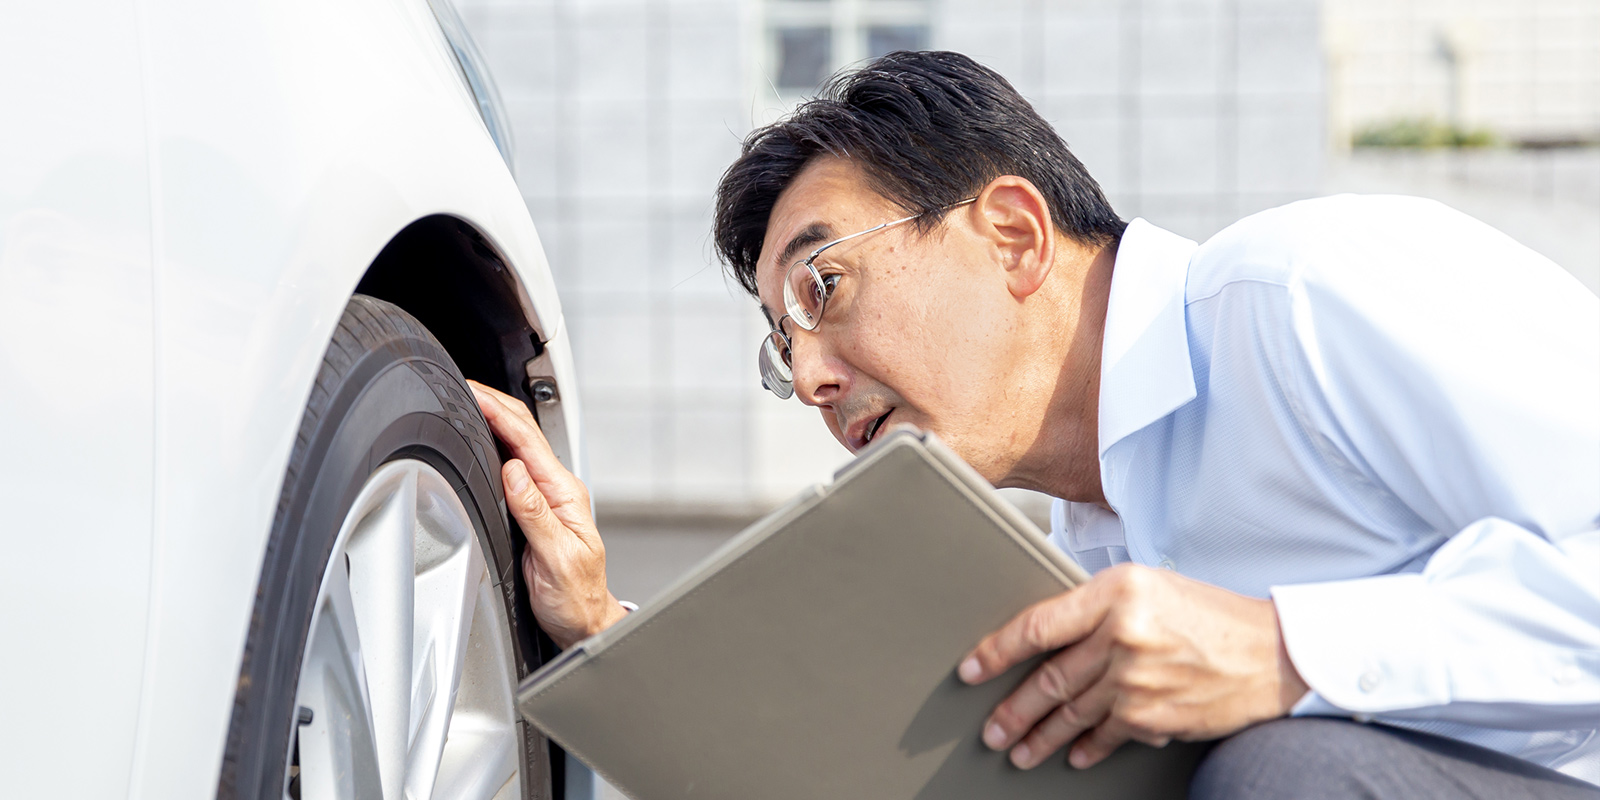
[788,328,846,407]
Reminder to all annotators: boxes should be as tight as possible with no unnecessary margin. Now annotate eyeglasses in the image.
[758,198,976,399]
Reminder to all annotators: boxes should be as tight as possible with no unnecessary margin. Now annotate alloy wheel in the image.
[289,459,521,800]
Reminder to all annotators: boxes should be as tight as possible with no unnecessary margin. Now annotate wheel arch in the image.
[357,214,542,409]
[354,214,579,474]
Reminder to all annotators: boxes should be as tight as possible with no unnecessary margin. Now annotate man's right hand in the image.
[468,380,628,649]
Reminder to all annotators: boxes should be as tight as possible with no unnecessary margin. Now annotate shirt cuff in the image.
[1271,573,1452,714]
[1290,690,1337,716]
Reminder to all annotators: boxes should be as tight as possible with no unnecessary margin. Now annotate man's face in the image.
[755,157,1034,482]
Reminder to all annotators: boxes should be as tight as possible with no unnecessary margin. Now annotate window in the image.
[866,24,928,60]
[777,26,833,90]
[768,0,932,95]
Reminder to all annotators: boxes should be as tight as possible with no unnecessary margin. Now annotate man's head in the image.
[712,51,1122,493]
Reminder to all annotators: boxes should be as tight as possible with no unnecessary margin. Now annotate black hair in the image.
[712,50,1125,297]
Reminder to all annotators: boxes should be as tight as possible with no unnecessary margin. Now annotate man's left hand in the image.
[468,380,627,650]
[958,564,1309,770]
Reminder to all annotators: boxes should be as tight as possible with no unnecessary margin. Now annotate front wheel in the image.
[218,295,549,800]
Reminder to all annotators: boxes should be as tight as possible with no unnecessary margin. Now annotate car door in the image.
[0,2,156,796]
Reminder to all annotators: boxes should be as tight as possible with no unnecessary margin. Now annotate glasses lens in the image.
[783,261,826,331]
[758,330,793,399]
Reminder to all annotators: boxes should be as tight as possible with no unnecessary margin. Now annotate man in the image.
[469,51,1600,797]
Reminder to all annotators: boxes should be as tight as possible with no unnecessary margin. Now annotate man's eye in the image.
[820,273,842,295]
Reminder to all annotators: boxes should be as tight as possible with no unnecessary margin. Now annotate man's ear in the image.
[971,176,1056,299]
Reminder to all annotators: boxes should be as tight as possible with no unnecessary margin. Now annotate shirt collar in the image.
[1097,218,1200,457]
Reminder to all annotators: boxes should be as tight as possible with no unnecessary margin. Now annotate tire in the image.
[218,295,551,800]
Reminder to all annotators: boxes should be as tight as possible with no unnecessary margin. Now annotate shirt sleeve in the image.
[1274,521,1600,728]
[1265,196,1600,730]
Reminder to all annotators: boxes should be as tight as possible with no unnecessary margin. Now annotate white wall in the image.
[1328,149,1600,294]
[1324,0,1600,144]
[1319,0,1600,296]
[937,0,1325,242]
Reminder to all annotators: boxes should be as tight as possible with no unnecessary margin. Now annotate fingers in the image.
[997,671,1153,771]
[473,380,601,554]
[470,383,559,469]
[982,625,1112,752]
[504,456,599,550]
[503,459,562,548]
[960,583,1109,685]
[467,379,536,426]
[470,385,594,526]
[1006,678,1118,769]
[1067,709,1141,769]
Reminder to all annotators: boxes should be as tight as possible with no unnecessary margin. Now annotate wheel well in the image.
[357,215,570,795]
[355,214,545,410]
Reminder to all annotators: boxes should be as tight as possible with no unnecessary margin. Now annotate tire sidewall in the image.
[220,299,531,799]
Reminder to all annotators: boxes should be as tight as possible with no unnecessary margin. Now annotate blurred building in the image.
[1322,0,1600,295]
[1324,0,1600,148]
[457,0,1594,521]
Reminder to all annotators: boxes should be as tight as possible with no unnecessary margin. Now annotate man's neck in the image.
[1001,238,1117,507]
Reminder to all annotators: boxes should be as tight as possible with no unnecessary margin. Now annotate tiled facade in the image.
[936,0,1324,250]
[458,0,1326,514]
[1324,0,1600,145]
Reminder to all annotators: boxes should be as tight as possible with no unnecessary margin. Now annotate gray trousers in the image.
[1190,717,1600,800]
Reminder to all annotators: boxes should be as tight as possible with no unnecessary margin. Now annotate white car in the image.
[1,2,584,799]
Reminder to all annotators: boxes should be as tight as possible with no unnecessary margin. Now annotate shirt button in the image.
[1359,670,1382,693]
[1158,558,1176,571]
[1353,712,1374,723]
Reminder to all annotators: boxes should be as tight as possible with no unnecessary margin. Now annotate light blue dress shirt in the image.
[1046,195,1600,783]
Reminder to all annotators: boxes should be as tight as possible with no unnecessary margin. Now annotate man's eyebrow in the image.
[775,223,834,275]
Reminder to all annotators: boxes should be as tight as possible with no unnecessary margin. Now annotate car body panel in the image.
[0,2,154,796]
[0,1,578,796]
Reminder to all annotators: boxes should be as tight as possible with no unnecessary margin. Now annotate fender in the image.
[128,0,576,795]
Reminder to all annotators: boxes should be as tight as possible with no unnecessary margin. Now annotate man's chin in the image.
[928,431,1013,486]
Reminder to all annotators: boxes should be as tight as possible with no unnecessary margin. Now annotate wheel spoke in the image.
[403,471,482,800]
[344,462,419,800]
[294,551,382,800]
[296,458,523,800]
[432,570,520,800]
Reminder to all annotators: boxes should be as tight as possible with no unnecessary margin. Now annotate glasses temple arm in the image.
[803,198,977,263]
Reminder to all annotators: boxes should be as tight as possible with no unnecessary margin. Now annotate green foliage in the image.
[1353,118,1497,149]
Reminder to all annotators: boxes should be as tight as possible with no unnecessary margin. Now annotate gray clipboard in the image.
[516,430,1207,799]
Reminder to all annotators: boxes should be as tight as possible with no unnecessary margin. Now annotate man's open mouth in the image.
[864,409,893,445]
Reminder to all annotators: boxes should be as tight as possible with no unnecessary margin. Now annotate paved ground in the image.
[598,513,751,607]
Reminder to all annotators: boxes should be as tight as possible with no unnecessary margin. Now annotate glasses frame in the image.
[758,197,977,400]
